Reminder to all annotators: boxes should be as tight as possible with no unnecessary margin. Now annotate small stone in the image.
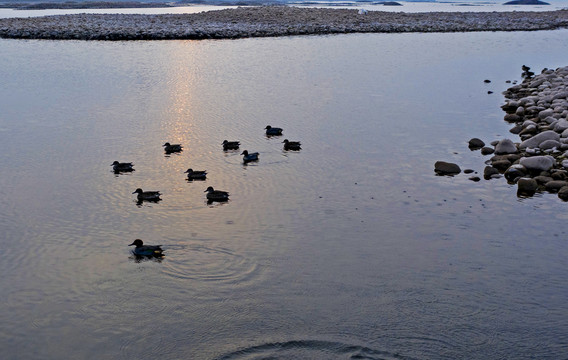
[484,166,500,180]
[545,180,568,193]
[481,147,495,155]
[492,159,512,171]
[469,176,481,182]
[468,138,485,149]
[434,161,461,176]
[464,169,475,174]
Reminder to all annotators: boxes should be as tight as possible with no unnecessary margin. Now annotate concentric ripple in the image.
[214,340,415,360]
[160,244,259,283]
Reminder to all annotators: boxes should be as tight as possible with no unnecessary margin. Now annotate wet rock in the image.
[435,161,461,175]
[517,177,538,195]
[481,147,495,155]
[545,180,568,192]
[492,159,512,171]
[534,175,554,184]
[469,176,481,182]
[484,166,500,179]
[504,114,521,122]
[504,165,526,182]
[468,138,485,149]
[509,124,523,134]
[464,169,475,174]
[551,170,568,180]
[558,186,568,200]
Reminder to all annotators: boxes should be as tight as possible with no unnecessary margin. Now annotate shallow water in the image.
[1,30,568,359]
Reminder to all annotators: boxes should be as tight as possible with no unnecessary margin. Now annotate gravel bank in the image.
[0,6,567,40]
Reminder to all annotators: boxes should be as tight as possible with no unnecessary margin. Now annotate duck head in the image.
[241,150,249,156]
[204,186,215,193]
[132,188,143,194]
[129,239,144,247]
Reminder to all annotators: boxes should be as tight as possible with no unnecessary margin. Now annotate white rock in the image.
[540,139,561,150]
[554,119,568,132]
[519,130,560,150]
[519,155,555,172]
[494,139,518,155]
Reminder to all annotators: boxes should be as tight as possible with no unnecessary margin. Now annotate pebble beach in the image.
[0,6,567,40]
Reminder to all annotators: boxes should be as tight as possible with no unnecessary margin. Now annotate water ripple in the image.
[214,340,415,360]
[160,244,259,283]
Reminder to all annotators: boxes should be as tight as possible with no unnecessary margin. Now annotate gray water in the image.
[1,30,567,359]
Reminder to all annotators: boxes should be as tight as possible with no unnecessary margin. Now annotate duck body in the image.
[111,161,134,172]
[265,125,283,136]
[132,188,161,201]
[222,140,240,151]
[185,168,207,181]
[163,142,183,153]
[129,239,164,257]
[282,139,301,151]
[204,186,229,202]
[241,150,259,163]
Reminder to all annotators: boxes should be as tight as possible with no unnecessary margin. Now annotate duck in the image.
[241,150,259,163]
[163,142,183,153]
[282,139,301,151]
[129,239,164,257]
[222,140,240,151]
[265,125,283,136]
[132,188,161,201]
[185,168,207,181]
[111,161,134,172]
[204,186,229,202]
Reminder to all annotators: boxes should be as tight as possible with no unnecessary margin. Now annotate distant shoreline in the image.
[0,1,176,10]
[0,6,567,40]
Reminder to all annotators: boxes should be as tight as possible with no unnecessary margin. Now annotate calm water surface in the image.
[1,30,568,359]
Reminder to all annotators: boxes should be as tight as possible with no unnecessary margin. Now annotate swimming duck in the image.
[241,150,259,163]
[222,140,240,151]
[132,188,161,201]
[129,239,164,257]
[204,186,229,202]
[111,161,134,172]
[163,142,183,153]
[265,125,283,136]
[185,168,207,181]
[282,139,301,151]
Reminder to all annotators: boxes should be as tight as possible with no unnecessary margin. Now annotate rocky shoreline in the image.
[0,6,567,40]
[436,65,568,200]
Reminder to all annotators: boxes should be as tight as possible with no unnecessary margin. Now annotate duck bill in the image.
[128,242,136,246]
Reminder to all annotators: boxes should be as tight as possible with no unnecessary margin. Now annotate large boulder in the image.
[519,130,560,150]
[435,161,461,175]
[519,155,555,172]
